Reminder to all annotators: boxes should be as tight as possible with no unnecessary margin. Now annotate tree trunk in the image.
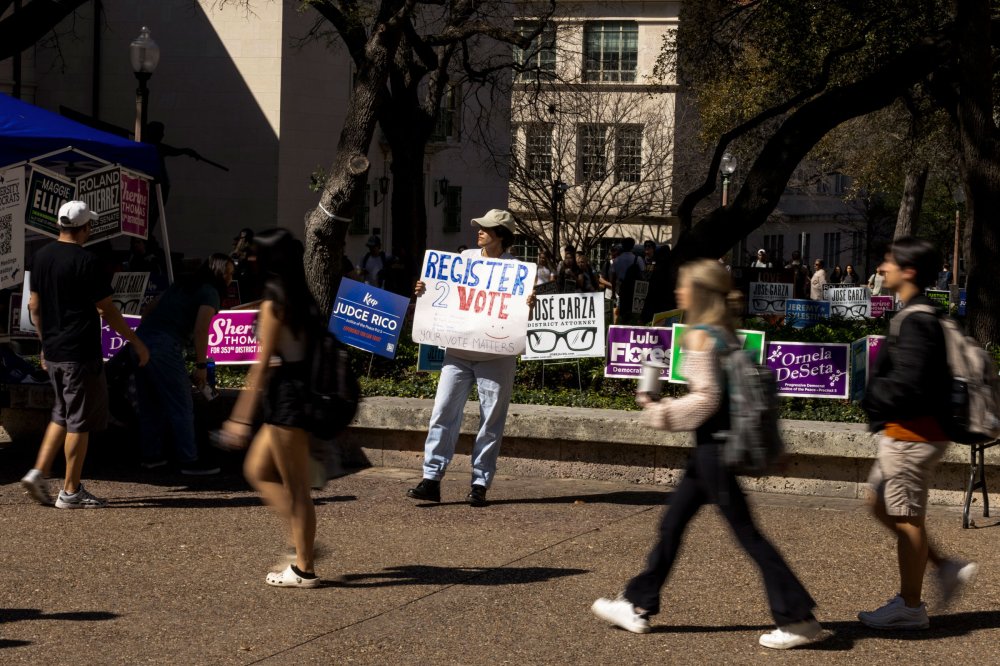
[954,0,1000,344]
[894,163,928,239]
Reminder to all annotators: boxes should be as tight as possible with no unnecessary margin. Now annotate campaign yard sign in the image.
[668,324,766,384]
[959,289,967,317]
[926,289,950,311]
[785,299,830,329]
[77,165,122,244]
[651,308,684,328]
[605,326,672,379]
[412,250,536,356]
[101,314,142,360]
[8,293,34,340]
[748,282,791,316]
[206,310,260,364]
[18,271,34,334]
[870,295,895,319]
[0,165,26,290]
[765,341,849,399]
[330,278,410,359]
[525,291,605,360]
[417,344,446,372]
[632,280,650,315]
[850,335,885,402]
[110,272,150,315]
[120,169,151,238]
[829,286,871,319]
[26,167,75,238]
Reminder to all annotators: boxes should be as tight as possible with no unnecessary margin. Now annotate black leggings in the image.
[624,443,816,626]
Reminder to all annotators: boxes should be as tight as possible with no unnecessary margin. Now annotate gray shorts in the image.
[868,434,948,517]
[47,359,109,433]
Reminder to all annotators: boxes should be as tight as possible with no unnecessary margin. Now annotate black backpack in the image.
[307,317,361,440]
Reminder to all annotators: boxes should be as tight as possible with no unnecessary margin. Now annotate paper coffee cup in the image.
[638,360,667,397]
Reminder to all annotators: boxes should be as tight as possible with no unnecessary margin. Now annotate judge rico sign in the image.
[412,250,536,355]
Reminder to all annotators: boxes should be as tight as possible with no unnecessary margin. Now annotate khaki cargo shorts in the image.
[868,434,948,517]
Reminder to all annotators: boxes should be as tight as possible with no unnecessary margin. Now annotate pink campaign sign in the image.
[120,170,150,238]
[206,310,261,364]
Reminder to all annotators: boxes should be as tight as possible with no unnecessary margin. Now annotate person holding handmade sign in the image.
[20,201,150,509]
[592,259,821,649]
[407,209,531,507]
[859,238,977,630]
[134,253,233,475]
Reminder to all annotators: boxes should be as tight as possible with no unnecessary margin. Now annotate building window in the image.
[583,21,638,82]
[850,231,864,267]
[512,235,540,263]
[800,233,811,265]
[578,124,609,182]
[763,234,784,265]
[349,183,370,235]
[514,21,556,81]
[614,125,642,183]
[525,124,553,181]
[823,232,841,269]
[432,86,460,142]
[443,186,462,233]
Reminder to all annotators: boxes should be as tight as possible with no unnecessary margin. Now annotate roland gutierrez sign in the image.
[412,249,536,355]
[764,341,849,399]
[206,310,261,364]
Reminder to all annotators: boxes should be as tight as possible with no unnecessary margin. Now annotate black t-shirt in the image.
[32,241,113,363]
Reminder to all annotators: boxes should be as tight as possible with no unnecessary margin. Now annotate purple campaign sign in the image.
[101,315,141,360]
[605,326,672,378]
[206,310,261,364]
[870,296,894,318]
[765,341,849,399]
[868,335,884,369]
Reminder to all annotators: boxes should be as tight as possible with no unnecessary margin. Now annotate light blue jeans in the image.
[422,352,517,488]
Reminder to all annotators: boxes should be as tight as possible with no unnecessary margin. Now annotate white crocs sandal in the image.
[265,565,319,588]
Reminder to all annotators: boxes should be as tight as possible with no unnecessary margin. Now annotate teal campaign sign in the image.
[417,344,445,372]
[668,324,766,384]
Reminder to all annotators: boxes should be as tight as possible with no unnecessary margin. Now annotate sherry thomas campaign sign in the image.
[413,250,536,355]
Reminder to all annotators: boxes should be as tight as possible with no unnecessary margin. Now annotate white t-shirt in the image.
[535,265,554,285]
[360,252,385,286]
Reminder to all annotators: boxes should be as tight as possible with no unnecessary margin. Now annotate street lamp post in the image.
[720,151,737,207]
[550,179,568,254]
[953,185,966,286]
[130,26,160,142]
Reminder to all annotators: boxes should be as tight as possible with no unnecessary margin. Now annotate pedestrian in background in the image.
[21,201,150,509]
[859,238,977,629]
[535,251,556,286]
[842,264,860,285]
[358,235,387,287]
[830,265,843,284]
[868,268,886,295]
[592,259,821,649]
[219,228,321,588]
[810,259,828,300]
[135,253,233,475]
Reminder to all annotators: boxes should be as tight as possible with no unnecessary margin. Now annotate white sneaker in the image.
[54,484,107,509]
[265,564,320,589]
[20,469,52,506]
[858,595,929,630]
[591,595,651,634]
[936,559,978,608]
[759,619,822,649]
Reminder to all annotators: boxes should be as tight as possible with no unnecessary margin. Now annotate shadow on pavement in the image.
[0,639,32,649]
[334,564,588,588]
[110,493,358,509]
[415,490,672,508]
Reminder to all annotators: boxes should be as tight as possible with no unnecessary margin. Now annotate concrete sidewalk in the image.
[1,459,999,664]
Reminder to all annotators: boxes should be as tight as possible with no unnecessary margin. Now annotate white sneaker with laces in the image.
[937,559,978,608]
[591,595,651,634]
[758,619,822,649]
[858,595,929,630]
[20,469,53,506]
[54,484,107,509]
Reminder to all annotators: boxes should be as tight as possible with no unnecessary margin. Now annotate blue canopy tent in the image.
[0,93,172,281]
[0,92,160,178]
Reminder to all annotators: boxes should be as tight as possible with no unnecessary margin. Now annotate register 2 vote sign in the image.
[412,249,536,356]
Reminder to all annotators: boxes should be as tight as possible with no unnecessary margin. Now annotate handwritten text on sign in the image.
[412,250,536,355]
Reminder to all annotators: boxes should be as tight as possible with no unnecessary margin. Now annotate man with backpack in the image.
[859,237,978,630]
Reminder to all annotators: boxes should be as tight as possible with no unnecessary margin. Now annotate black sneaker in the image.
[466,485,487,507]
[180,458,221,476]
[407,479,440,502]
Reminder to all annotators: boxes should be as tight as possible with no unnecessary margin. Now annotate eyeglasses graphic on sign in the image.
[833,303,868,317]
[527,327,597,353]
[113,297,141,314]
[752,298,786,312]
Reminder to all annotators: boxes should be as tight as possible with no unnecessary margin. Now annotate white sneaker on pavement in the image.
[758,619,822,649]
[54,484,107,509]
[936,559,978,608]
[858,595,929,630]
[20,468,52,506]
[591,595,651,634]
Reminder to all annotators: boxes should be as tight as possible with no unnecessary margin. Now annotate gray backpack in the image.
[697,326,785,476]
[889,305,1000,444]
